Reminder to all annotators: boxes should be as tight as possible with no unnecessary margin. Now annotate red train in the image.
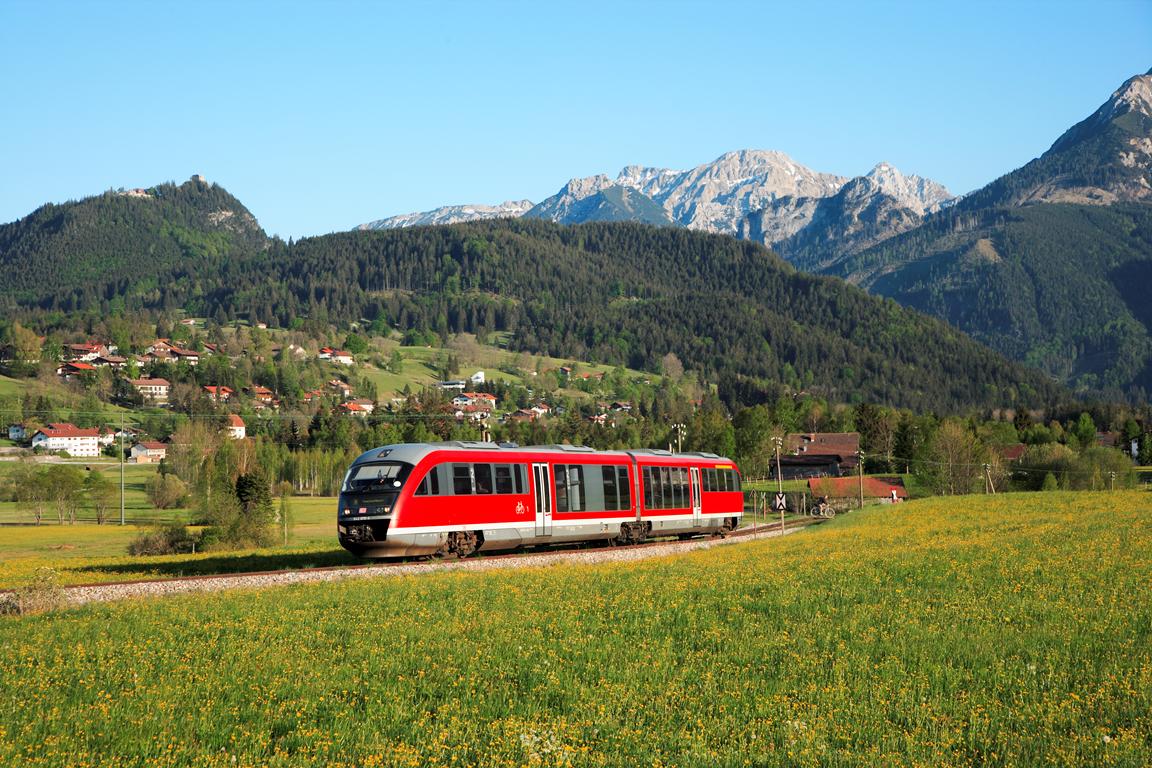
[337,442,744,558]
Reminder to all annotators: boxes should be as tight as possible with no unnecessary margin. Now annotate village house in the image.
[773,432,862,480]
[507,408,538,423]
[169,347,201,366]
[91,355,127,369]
[327,379,354,399]
[130,441,168,463]
[31,423,101,457]
[203,385,234,403]
[57,361,98,378]
[130,377,170,404]
[8,424,27,441]
[63,342,113,362]
[246,385,276,404]
[337,401,369,417]
[227,414,246,440]
[452,392,497,410]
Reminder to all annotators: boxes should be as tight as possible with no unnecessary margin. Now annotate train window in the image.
[553,465,567,511]
[673,467,687,508]
[642,467,653,509]
[602,466,618,510]
[452,464,473,495]
[554,464,585,513]
[599,465,631,511]
[567,465,585,512]
[414,466,441,496]
[703,468,715,492]
[729,469,742,492]
[343,462,408,492]
[494,464,514,494]
[659,467,672,509]
[474,464,493,495]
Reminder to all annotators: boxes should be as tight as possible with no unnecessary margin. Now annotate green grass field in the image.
[0,462,171,526]
[0,491,1148,766]
[0,494,347,587]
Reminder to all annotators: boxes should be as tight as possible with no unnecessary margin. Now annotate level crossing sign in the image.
[774,492,787,512]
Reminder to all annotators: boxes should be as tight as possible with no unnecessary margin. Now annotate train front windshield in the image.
[342,462,413,492]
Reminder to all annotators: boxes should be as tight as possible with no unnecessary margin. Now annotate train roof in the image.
[349,442,737,468]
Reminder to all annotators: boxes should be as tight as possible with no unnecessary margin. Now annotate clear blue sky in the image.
[1,0,1149,239]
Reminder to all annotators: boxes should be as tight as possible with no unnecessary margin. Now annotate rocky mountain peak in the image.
[1097,71,1152,123]
[864,162,954,214]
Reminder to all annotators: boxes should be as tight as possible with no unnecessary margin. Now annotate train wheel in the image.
[438,530,480,559]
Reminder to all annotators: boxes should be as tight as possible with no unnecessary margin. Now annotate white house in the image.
[31,423,101,457]
[227,414,246,440]
[130,441,168,463]
[469,370,485,385]
[7,424,26,441]
[131,378,170,404]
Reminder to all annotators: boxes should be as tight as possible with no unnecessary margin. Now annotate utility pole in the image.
[857,450,864,509]
[119,412,125,526]
[1110,471,1116,492]
[984,463,996,495]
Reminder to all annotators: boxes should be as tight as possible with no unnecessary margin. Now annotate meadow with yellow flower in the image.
[0,491,1148,766]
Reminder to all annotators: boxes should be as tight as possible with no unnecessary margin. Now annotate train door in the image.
[690,467,702,526]
[533,463,552,536]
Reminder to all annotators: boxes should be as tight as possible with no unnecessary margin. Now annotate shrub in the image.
[128,524,199,556]
[146,473,189,509]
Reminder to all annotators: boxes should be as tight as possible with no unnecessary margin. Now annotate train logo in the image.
[515,501,526,516]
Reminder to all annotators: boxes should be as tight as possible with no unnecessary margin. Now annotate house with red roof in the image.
[227,414,246,440]
[57,361,98,378]
[31,423,101,457]
[337,402,370,418]
[203,385,234,403]
[130,441,169,463]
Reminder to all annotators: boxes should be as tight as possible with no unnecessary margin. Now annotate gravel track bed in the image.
[59,523,803,607]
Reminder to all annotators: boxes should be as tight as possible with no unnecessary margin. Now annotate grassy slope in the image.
[0,491,1148,766]
[359,337,656,401]
[0,374,25,398]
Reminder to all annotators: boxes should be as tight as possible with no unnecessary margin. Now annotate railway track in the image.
[4,517,825,609]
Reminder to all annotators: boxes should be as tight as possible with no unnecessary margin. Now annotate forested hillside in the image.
[0,177,267,311]
[0,183,1061,413]
[820,72,1152,400]
[833,202,1152,400]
